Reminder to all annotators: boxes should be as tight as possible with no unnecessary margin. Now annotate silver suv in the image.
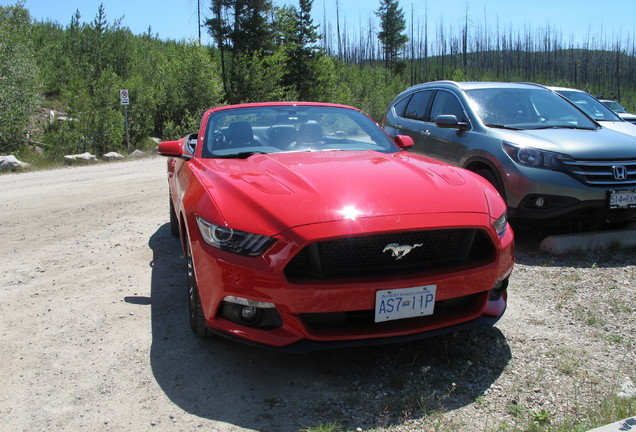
[547,86,636,136]
[382,81,636,223]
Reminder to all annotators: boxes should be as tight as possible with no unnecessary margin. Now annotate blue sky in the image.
[5,0,636,47]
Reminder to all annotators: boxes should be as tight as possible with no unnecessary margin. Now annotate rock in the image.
[618,377,636,398]
[0,155,31,171]
[63,152,97,165]
[102,152,124,161]
[29,145,45,155]
[127,149,146,159]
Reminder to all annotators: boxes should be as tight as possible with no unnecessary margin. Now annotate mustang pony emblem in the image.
[383,243,423,260]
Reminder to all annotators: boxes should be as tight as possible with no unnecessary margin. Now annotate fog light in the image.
[534,196,545,207]
[219,296,283,330]
[489,277,509,300]
[240,306,258,321]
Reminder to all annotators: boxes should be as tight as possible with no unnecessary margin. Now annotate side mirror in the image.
[393,134,414,149]
[435,114,470,130]
[158,140,188,159]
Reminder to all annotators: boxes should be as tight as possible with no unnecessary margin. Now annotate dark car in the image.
[382,81,636,224]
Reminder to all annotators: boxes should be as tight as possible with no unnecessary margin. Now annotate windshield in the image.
[466,87,598,130]
[601,100,627,113]
[556,90,622,122]
[201,105,399,158]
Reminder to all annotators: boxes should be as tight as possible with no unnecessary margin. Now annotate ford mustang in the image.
[159,102,514,352]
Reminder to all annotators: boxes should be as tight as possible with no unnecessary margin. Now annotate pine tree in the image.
[279,0,322,100]
[375,0,408,71]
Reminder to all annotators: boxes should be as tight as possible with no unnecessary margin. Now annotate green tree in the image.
[276,0,324,100]
[72,69,125,155]
[375,0,408,72]
[207,0,232,95]
[205,0,277,103]
[0,2,42,152]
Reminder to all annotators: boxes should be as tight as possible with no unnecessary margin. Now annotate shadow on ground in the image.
[143,224,511,432]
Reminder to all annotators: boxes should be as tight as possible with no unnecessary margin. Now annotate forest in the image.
[2,0,636,164]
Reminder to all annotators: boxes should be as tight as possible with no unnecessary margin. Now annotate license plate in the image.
[609,190,636,209]
[374,285,436,323]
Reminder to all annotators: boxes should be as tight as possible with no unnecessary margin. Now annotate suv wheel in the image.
[476,169,505,200]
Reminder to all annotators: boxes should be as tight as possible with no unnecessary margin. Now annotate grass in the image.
[299,393,634,432]
[301,422,341,432]
[4,137,160,172]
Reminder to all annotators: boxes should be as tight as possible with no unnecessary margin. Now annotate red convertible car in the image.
[159,102,514,352]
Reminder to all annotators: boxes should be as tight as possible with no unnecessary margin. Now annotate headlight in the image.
[196,217,275,256]
[493,211,508,238]
[502,142,573,170]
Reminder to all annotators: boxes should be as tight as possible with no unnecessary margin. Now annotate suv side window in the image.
[403,90,434,121]
[429,90,466,122]
[392,95,412,118]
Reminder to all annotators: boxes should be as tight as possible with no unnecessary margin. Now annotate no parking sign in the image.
[120,89,131,151]
[120,89,129,105]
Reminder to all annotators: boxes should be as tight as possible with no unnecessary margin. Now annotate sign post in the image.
[120,89,131,152]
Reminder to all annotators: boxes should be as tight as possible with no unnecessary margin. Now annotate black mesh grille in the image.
[284,229,494,281]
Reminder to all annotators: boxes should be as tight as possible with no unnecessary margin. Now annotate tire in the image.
[185,240,210,337]
[475,168,505,200]
[169,195,179,237]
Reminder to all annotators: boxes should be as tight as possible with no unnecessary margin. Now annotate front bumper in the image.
[189,212,514,350]
[207,296,507,354]
[502,163,636,222]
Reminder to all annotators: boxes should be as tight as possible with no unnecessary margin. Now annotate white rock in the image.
[64,152,97,165]
[0,155,30,171]
[127,149,146,158]
[102,152,124,161]
[618,377,636,398]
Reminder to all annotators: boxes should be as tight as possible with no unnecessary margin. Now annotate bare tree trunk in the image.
[336,0,342,60]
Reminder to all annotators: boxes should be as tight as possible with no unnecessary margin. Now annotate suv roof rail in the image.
[515,82,549,89]
[406,80,460,91]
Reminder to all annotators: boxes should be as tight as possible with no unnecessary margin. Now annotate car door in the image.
[390,90,436,153]
[422,90,473,165]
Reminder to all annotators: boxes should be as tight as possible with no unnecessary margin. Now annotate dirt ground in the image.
[0,157,634,432]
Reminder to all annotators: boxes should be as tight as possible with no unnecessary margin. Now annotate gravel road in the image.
[0,157,634,432]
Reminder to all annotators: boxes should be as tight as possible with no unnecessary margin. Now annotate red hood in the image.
[192,151,491,236]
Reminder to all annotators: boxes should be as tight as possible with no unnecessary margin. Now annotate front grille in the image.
[284,229,494,281]
[561,159,636,186]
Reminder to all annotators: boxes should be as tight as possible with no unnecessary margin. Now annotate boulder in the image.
[0,155,31,172]
[127,149,146,159]
[103,152,124,161]
[64,152,97,165]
